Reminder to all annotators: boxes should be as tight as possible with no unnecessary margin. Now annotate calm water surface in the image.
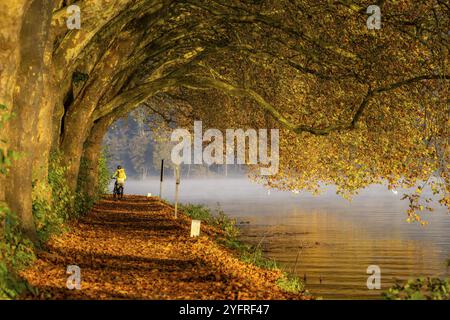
[125,178,450,299]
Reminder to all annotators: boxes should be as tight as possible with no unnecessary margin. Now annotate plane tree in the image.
[0,0,448,239]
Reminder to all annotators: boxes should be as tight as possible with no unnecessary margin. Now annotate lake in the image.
[123,177,450,299]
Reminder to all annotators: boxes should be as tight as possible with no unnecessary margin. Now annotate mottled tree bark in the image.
[5,0,54,242]
[59,31,139,193]
[32,22,57,202]
[79,116,115,199]
[0,0,28,203]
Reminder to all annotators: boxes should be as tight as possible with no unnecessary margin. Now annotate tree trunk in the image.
[59,31,137,193]
[60,108,93,192]
[5,0,54,242]
[32,17,58,204]
[0,0,29,203]
[79,117,114,199]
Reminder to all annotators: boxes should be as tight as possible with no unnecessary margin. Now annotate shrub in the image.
[383,277,450,300]
[0,204,36,299]
[0,105,34,299]
[239,245,278,270]
[97,150,111,195]
[276,274,305,294]
[32,152,73,243]
[48,152,73,221]
[32,149,110,243]
[213,211,240,240]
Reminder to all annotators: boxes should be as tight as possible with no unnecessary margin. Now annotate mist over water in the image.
[123,177,450,299]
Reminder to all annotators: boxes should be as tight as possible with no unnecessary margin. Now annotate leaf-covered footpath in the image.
[20,196,309,300]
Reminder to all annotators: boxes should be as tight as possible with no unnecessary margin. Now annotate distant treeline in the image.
[103,107,247,179]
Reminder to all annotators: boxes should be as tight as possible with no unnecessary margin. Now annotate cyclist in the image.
[112,165,126,199]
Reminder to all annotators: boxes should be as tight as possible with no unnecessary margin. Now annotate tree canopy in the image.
[0,0,448,240]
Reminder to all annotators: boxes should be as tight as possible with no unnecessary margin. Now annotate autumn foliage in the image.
[20,196,310,300]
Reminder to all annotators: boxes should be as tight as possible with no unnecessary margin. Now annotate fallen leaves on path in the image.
[20,195,308,300]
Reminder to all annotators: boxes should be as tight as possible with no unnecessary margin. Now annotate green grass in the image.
[276,274,305,294]
[179,204,212,221]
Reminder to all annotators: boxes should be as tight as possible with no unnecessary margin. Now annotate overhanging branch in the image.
[177,73,449,136]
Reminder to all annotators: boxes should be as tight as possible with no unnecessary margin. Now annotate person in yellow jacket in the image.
[112,165,126,199]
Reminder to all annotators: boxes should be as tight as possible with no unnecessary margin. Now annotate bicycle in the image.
[112,177,124,200]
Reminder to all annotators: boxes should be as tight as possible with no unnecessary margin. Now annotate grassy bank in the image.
[178,203,308,296]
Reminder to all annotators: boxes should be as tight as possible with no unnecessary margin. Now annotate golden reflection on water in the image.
[239,211,449,299]
[126,179,450,300]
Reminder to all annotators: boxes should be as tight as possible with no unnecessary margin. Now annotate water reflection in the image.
[125,178,450,299]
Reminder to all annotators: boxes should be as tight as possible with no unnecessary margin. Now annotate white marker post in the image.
[190,220,201,237]
[174,165,180,218]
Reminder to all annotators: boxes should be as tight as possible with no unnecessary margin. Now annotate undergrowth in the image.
[1,140,110,299]
[0,104,34,299]
[383,277,450,300]
[0,204,37,299]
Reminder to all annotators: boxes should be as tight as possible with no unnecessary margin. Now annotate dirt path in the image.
[21,195,305,299]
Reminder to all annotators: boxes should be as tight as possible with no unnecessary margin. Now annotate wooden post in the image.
[159,159,164,198]
[174,165,180,218]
